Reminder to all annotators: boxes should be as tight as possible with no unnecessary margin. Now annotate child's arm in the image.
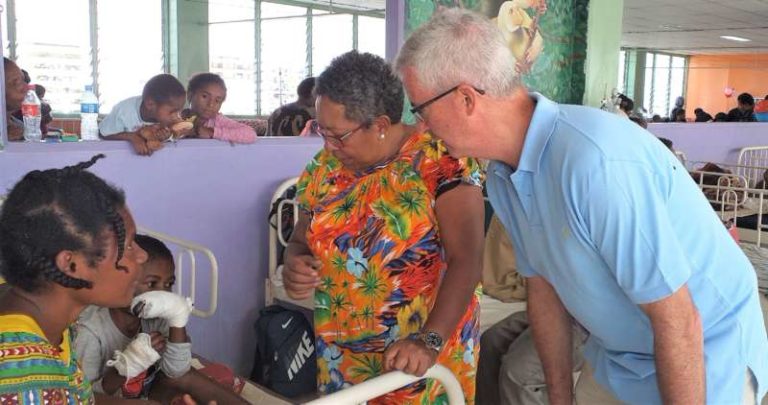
[101,132,153,156]
[208,114,256,144]
[74,324,127,395]
[160,325,192,378]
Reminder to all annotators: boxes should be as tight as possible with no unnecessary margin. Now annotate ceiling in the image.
[622,0,768,54]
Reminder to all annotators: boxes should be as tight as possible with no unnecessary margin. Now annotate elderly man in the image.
[396,8,767,405]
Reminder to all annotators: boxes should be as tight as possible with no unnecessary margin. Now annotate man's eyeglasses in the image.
[410,85,486,122]
[311,120,366,147]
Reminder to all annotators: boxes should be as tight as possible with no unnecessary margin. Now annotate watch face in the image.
[425,331,443,348]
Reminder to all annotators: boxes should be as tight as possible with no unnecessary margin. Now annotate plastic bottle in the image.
[80,85,100,141]
[21,84,42,142]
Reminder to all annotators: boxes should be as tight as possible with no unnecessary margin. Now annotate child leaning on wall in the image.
[179,73,256,144]
[99,74,192,156]
[74,234,247,404]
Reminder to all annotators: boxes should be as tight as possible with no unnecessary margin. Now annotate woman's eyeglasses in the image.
[410,85,486,122]
[311,120,366,147]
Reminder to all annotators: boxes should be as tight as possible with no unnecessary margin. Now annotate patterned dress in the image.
[0,314,94,404]
[297,133,484,404]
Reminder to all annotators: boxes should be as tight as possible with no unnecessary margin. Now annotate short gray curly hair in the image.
[316,51,404,124]
[395,8,518,98]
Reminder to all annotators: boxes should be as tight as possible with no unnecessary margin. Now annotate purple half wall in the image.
[648,122,768,165]
[0,138,324,374]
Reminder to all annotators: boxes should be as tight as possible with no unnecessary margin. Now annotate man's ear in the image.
[457,84,479,117]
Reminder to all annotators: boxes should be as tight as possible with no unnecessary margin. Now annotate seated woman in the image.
[75,234,246,404]
[3,58,27,141]
[283,51,485,404]
[0,155,149,403]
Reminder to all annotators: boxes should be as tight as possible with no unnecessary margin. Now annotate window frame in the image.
[2,0,169,118]
[210,0,386,116]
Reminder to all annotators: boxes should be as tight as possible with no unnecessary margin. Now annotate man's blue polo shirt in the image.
[487,93,768,404]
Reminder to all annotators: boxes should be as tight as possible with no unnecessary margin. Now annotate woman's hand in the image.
[283,254,321,299]
[383,338,438,377]
[194,117,214,139]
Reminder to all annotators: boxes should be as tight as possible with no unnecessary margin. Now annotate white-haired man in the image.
[396,8,767,405]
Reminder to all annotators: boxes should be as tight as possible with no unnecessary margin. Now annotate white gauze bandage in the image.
[106,333,160,379]
[131,291,193,328]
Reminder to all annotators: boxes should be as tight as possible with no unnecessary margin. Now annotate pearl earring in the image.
[379,133,386,140]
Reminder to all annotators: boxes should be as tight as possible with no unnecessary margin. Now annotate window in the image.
[0,0,165,114]
[261,3,307,115]
[642,52,686,117]
[209,0,386,116]
[97,0,164,112]
[209,0,256,115]
[15,0,91,114]
[5,0,164,114]
[617,50,626,94]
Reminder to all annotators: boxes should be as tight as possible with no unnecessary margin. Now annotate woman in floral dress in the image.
[283,51,485,404]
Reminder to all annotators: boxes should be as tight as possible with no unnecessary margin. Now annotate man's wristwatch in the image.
[415,331,444,353]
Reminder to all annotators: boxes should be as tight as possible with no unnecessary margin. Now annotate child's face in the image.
[136,257,176,296]
[189,83,226,121]
[146,95,186,128]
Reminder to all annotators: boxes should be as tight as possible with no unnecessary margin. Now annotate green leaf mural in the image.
[405,0,588,104]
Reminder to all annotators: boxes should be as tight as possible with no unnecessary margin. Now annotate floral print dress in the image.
[297,132,484,404]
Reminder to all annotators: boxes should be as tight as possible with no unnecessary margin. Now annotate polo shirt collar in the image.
[515,92,559,174]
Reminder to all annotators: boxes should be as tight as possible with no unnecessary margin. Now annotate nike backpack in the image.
[251,304,317,398]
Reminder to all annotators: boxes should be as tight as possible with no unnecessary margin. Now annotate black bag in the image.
[251,305,316,398]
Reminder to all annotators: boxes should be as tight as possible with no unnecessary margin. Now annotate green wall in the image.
[406,0,625,107]
[168,0,210,84]
[405,0,589,104]
[582,0,623,107]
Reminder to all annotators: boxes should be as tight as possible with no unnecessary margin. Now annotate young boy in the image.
[99,74,189,156]
[74,235,246,404]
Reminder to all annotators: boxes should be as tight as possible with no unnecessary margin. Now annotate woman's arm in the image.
[283,211,321,299]
[210,115,256,144]
[384,183,485,376]
[423,183,485,338]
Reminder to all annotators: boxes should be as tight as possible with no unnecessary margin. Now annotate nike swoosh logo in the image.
[282,317,293,329]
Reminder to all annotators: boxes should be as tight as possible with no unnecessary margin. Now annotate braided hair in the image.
[0,154,127,292]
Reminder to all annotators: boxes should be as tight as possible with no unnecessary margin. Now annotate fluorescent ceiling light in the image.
[720,35,751,42]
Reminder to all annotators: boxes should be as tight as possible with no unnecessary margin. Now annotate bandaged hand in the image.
[131,291,193,328]
[106,333,161,379]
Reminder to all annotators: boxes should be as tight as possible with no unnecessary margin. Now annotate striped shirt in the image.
[0,314,94,404]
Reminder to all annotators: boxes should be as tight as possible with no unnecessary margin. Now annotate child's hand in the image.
[132,291,193,328]
[194,117,214,139]
[149,331,167,353]
[106,332,161,379]
[129,133,153,156]
[138,124,172,143]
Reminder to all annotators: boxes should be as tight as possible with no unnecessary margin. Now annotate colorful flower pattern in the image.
[297,133,483,404]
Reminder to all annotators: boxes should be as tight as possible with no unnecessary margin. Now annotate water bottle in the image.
[21,84,42,142]
[80,85,100,141]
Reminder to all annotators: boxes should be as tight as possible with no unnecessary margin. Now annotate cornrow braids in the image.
[0,154,128,292]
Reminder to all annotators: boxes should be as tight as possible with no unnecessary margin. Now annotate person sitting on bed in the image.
[283,50,484,404]
[75,234,246,404]
[396,8,767,404]
[0,155,147,404]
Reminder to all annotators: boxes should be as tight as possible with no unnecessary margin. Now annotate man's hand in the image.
[383,338,438,377]
[283,254,321,299]
[132,291,193,328]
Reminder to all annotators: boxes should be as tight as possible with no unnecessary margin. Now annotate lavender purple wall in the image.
[0,138,324,374]
[648,122,768,165]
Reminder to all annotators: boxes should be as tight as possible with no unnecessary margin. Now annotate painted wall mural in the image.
[406,0,589,104]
